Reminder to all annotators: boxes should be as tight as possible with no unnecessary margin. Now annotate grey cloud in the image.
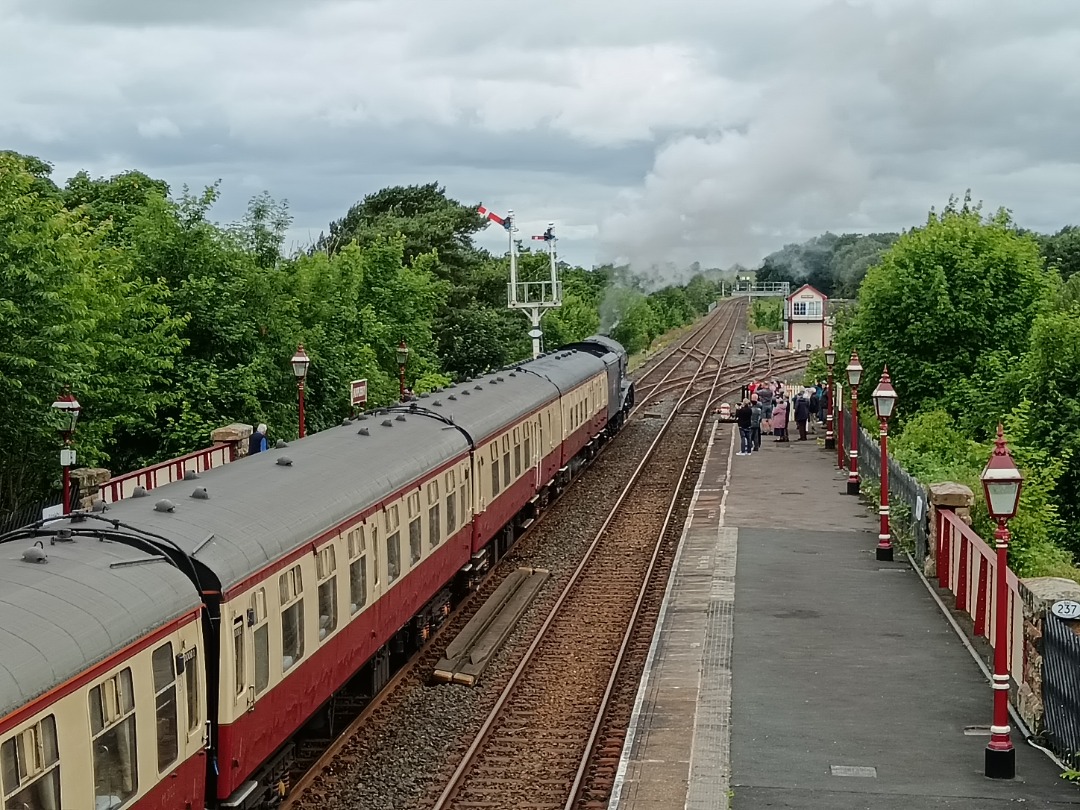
[9,0,344,26]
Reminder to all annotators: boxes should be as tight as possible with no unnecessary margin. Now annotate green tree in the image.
[837,196,1052,437]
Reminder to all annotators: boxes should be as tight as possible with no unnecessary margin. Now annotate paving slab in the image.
[610,425,1080,810]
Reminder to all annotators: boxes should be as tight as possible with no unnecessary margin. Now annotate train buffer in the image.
[433,567,549,686]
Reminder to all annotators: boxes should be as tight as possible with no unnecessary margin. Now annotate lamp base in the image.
[846,479,860,495]
[876,545,894,562]
[824,438,835,450]
[984,745,1015,780]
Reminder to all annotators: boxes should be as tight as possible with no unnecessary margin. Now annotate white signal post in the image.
[507,212,562,359]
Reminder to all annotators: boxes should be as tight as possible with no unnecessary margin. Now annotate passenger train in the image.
[0,335,633,810]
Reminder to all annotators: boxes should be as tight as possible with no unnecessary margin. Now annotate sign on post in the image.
[350,379,368,408]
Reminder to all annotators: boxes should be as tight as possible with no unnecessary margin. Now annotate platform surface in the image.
[609,424,1080,809]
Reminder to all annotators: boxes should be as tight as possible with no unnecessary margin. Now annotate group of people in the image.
[733,379,828,457]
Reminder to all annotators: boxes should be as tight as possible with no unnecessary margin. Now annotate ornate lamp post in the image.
[51,388,81,515]
[872,368,898,561]
[980,424,1023,780]
[845,351,863,495]
[396,339,410,402]
[824,348,837,451]
[291,344,310,438]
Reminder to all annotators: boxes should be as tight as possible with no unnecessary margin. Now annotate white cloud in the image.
[1,0,1078,272]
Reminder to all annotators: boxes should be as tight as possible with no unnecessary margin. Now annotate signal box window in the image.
[89,668,138,806]
[1,716,60,810]
[152,643,178,771]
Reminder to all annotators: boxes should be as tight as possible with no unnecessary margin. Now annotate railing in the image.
[100,443,236,503]
[0,481,81,534]
[937,509,1024,686]
[855,424,931,564]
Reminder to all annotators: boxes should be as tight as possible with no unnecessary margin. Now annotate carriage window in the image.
[152,643,179,771]
[427,480,439,505]
[409,518,422,565]
[446,491,457,534]
[317,546,338,641]
[387,531,401,582]
[252,588,270,694]
[429,503,441,547]
[524,436,531,468]
[407,491,420,519]
[280,564,305,672]
[384,504,399,533]
[350,555,368,613]
[89,669,138,807]
[514,445,522,477]
[2,716,60,810]
[232,618,245,700]
[503,448,511,486]
[371,525,380,587]
[183,649,199,733]
[491,458,501,495]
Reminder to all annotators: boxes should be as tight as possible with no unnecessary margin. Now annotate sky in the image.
[2,0,1079,275]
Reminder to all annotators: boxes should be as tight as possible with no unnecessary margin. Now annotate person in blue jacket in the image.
[248,423,269,455]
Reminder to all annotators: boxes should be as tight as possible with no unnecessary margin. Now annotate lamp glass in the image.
[396,345,409,365]
[291,348,310,380]
[846,360,863,386]
[824,348,836,368]
[51,396,81,434]
[984,480,1021,520]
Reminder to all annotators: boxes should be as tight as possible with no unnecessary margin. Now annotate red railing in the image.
[100,443,236,504]
[937,509,1024,684]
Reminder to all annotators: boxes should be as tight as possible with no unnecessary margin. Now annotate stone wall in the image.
[211,422,253,459]
[926,482,973,579]
[70,466,110,509]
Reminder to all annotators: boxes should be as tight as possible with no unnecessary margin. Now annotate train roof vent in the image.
[462,390,471,396]
[132,486,148,498]
[52,529,73,543]
[275,439,289,449]
[382,419,394,427]
[191,487,209,500]
[448,394,458,401]
[91,499,107,513]
[22,542,47,564]
[419,392,430,399]
[508,372,517,378]
[358,414,368,421]
[154,499,176,513]
[474,385,483,391]
[496,376,505,382]
[358,427,370,436]
[464,377,473,383]
[183,469,199,480]
[489,379,498,385]
[395,414,407,422]
[276,456,293,466]
[341,418,352,426]
[433,400,443,407]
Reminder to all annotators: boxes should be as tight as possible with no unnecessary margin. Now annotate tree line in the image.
[0,151,724,515]
[794,195,1080,579]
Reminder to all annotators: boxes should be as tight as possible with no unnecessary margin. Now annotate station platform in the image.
[609,424,1080,809]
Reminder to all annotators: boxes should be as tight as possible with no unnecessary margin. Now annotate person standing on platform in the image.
[794,394,810,441]
[758,383,774,421]
[772,397,788,442]
[750,395,763,452]
[736,399,753,456]
[249,423,269,455]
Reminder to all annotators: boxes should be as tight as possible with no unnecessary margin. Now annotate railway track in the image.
[427,301,743,810]
[280,300,805,810]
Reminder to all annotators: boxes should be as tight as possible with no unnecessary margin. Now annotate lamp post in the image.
[872,368,898,561]
[824,348,836,451]
[845,351,863,495]
[396,339,410,402]
[981,424,1023,780]
[51,388,81,515]
[291,344,310,438]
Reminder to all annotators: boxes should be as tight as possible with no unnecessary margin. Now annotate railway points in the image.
[609,430,1080,809]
